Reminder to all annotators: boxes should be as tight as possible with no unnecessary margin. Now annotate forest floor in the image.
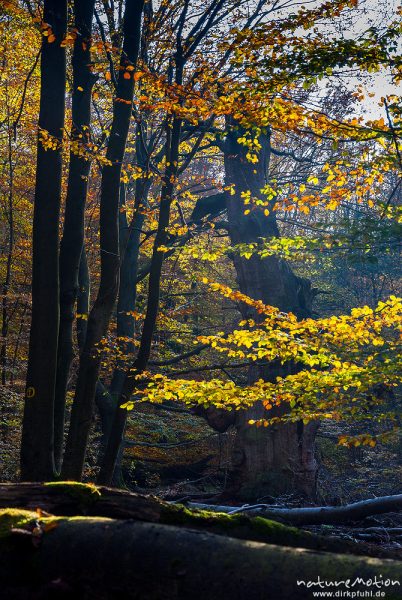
[1,385,402,558]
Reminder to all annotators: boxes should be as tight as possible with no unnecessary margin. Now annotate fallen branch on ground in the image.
[185,494,402,525]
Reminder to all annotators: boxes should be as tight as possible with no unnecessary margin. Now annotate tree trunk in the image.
[110,161,150,399]
[1,506,402,599]
[62,0,144,481]
[98,114,183,486]
[75,247,116,436]
[223,123,318,500]
[105,185,149,486]
[54,0,96,473]
[20,0,67,481]
[96,183,143,486]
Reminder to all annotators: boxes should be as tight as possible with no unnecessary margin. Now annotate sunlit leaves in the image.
[128,287,401,446]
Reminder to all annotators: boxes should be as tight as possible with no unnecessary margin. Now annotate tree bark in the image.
[97,116,183,486]
[102,162,151,485]
[109,143,150,399]
[20,0,68,481]
[1,507,402,599]
[222,123,318,500]
[96,182,144,485]
[54,0,96,474]
[97,5,188,486]
[62,0,144,481]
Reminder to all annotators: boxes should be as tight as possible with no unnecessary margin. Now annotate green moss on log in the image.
[0,508,66,540]
[159,504,379,555]
[0,509,37,539]
[160,504,321,549]
[44,481,101,508]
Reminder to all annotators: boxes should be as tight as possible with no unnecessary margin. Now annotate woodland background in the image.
[0,1,402,595]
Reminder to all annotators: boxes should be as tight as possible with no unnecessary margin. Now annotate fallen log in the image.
[0,482,398,558]
[0,482,365,556]
[186,494,402,525]
[1,508,402,600]
[0,481,164,521]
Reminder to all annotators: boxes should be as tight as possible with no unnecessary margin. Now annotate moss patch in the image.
[160,504,320,548]
[0,508,38,539]
[159,504,374,555]
[0,508,67,541]
[44,481,101,509]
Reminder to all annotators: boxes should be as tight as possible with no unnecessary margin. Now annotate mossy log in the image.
[188,494,402,525]
[0,482,398,558]
[0,482,346,554]
[1,508,402,600]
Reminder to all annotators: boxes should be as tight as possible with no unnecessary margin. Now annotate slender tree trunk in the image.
[96,131,151,484]
[62,0,144,481]
[99,186,148,486]
[110,180,148,398]
[54,0,96,473]
[76,235,120,472]
[99,8,155,483]
[98,115,183,486]
[98,6,191,486]
[20,0,67,481]
[75,247,115,442]
[223,123,318,499]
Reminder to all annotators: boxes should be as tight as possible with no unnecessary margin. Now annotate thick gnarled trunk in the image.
[223,124,318,499]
